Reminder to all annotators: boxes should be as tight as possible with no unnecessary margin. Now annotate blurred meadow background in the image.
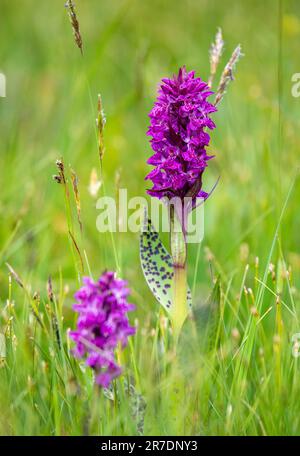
[1,0,300,436]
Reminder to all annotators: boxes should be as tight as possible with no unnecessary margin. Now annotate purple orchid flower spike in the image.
[146,66,217,205]
[69,272,136,388]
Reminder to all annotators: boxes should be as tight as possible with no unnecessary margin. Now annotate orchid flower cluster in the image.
[146,66,217,202]
[70,272,135,387]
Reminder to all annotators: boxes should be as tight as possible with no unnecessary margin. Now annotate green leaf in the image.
[140,216,192,314]
[179,277,221,356]
[191,278,221,353]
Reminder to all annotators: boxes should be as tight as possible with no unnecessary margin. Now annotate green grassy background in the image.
[1,0,300,436]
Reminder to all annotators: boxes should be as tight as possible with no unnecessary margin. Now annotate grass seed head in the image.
[47,276,54,302]
[97,94,106,161]
[215,44,243,106]
[70,168,83,232]
[5,263,24,289]
[54,158,66,184]
[208,27,224,88]
[250,306,259,317]
[65,0,83,55]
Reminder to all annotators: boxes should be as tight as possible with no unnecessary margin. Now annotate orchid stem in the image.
[170,204,188,345]
[172,264,187,343]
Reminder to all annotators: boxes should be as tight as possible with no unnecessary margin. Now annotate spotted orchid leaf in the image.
[140,216,192,314]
